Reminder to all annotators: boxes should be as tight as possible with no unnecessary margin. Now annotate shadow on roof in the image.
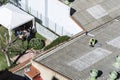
[0,69,26,80]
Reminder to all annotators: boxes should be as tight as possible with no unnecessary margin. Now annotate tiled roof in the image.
[24,65,40,79]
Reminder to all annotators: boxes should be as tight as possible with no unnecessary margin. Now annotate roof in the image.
[34,76,43,80]
[12,50,38,63]
[0,3,34,30]
[14,64,43,80]
[35,17,120,80]
[24,65,40,79]
[69,0,120,31]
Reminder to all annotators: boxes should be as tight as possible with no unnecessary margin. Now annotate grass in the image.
[0,53,8,71]
[35,32,46,40]
[0,26,28,70]
[0,26,8,70]
[0,26,46,70]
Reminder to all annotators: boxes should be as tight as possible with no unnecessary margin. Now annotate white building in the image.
[10,0,83,41]
[0,3,34,43]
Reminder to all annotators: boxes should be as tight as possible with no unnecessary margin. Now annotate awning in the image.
[0,3,34,30]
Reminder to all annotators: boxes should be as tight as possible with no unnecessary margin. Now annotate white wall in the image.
[19,0,27,11]
[47,0,83,36]
[28,0,45,14]
[36,22,58,41]
[28,0,46,26]
[32,61,70,80]
[19,0,83,36]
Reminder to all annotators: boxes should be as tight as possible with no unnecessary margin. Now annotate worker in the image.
[89,38,96,47]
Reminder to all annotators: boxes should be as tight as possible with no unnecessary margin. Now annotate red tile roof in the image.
[24,65,40,79]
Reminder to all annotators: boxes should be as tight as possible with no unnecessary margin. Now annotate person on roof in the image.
[89,38,97,47]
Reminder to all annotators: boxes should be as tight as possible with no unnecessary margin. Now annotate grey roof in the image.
[15,69,25,77]
[34,0,120,80]
[35,16,120,80]
[70,0,120,31]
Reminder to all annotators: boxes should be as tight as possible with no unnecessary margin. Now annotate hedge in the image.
[44,36,70,50]
[29,38,45,50]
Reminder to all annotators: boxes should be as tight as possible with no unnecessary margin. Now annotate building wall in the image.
[10,0,83,38]
[19,0,28,11]
[31,60,70,80]
[27,0,76,36]
[36,22,58,41]
[47,0,83,36]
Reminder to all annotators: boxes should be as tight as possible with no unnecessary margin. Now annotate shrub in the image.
[29,38,45,50]
[44,36,70,50]
[0,0,8,5]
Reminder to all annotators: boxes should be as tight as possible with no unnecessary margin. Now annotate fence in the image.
[10,1,72,39]
[36,22,58,41]
[28,6,72,36]
[16,2,72,36]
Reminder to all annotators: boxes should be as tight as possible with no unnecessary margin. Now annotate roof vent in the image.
[24,67,30,72]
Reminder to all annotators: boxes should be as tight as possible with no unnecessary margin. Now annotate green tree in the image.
[0,26,27,67]
[0,32,11,67]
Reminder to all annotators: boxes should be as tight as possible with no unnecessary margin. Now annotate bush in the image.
[44,36,70,50]
[0,0,8,5]
[29,38,45,50]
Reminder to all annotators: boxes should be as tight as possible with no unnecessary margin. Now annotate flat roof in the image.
[35,17,120,79]
[70,0,120,31]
